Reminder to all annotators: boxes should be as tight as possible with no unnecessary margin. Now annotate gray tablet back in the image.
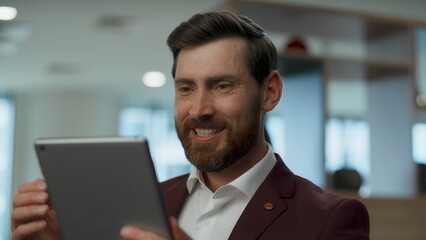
[35,137,172,240]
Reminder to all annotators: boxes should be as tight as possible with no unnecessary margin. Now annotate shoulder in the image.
[270,156,362,211]
[293,176,347,206]
[291,175,365,213]
[292,176,370,239]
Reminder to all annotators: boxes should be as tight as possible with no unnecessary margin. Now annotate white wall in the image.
[368,75,416,197]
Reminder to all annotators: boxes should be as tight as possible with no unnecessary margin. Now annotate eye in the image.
[179,87,191,92]
[218,84,229,89]
[176,85,193,96]
[217,83,233,91]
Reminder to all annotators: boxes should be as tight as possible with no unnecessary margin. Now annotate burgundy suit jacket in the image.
[161,154,370,239]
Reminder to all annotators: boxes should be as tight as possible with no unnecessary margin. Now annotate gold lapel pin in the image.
[264,202,274,211]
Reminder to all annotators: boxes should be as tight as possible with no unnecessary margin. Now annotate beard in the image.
[175,95,262,172]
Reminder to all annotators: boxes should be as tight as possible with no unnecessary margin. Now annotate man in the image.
[11,12,369,240]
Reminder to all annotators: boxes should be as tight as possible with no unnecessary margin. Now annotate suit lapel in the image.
[228,155,296,240]
[162,176,189,218]
[228,182,287,240]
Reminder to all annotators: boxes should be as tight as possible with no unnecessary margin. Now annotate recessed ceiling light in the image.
[142,71,166,88]
[0,6,17,21]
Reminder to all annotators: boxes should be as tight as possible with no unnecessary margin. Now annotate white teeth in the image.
[195,128,223,137]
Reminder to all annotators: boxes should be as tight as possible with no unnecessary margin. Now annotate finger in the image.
[13,191,48,208]
[18,179,46,194]
[12,219,46,240]
[120,226,167,240]
[12,205,49,224]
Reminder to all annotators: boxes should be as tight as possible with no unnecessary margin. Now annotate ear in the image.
[262,70,282,112]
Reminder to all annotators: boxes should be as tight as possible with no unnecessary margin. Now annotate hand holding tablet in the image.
[11,178,61,240]
[14,137,174,240]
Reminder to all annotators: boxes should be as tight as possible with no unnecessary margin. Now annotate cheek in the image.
[175,100,190,120]
[217,97,250,119]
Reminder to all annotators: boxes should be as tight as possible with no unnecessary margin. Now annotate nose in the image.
[189,90,214,120]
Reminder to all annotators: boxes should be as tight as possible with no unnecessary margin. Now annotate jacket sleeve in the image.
[320,198,370,240]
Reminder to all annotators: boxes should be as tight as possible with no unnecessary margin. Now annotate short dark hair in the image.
[167,11,277,85]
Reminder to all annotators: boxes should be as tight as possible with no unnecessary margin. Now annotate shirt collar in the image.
[185,143,277,198]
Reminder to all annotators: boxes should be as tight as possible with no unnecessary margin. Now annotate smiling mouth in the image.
[194,128,225,137]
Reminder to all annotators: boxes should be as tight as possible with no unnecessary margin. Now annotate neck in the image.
[202,140,268,192]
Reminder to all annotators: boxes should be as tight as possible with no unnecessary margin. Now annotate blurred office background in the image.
[1,0,426,239]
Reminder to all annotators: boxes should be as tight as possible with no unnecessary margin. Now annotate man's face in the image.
[174,37,263,172]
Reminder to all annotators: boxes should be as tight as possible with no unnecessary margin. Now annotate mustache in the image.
[182,118,228,129]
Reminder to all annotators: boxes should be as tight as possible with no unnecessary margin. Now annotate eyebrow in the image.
[207,75,240,83]
[174,74,241,85]
[174,78,194,85]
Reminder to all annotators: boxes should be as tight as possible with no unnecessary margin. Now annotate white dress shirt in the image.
[178,144,277,240]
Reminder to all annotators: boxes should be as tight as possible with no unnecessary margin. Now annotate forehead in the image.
[175,37,250,80]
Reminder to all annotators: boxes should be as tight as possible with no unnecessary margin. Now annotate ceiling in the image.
[1,0,426,116]
[0,0,227,105]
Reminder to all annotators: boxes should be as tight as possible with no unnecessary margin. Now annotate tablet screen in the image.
[35,137,173,240]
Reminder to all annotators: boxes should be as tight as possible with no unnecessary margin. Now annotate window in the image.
[413,123,426,165]
[265,114,286,155]
[119,107,190,181]
[325,118,370,193]
[0,95,15,240]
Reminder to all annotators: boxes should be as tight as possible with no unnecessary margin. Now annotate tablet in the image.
[35,137,173,240]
